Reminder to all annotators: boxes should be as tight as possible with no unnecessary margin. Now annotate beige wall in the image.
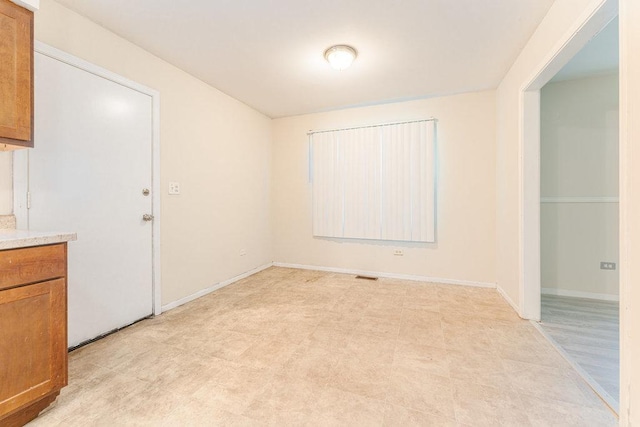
[25,0,273,305]
[272,91,496,285]
[496,0,613,311]
[2,0,637,420]
[620,0,640,422]
[540,74,619,298]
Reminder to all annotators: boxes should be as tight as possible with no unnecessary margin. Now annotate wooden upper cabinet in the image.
[0,0,33,150]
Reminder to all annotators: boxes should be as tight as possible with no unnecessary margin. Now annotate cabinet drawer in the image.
[0,244,66,290]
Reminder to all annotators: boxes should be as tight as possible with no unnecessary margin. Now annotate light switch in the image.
[169,182,181,195]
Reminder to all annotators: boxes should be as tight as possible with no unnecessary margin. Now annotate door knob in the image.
[142,214,154,222]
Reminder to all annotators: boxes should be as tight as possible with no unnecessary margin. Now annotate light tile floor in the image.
[29,268,617,426]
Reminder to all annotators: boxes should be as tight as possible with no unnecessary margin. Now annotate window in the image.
[310,119,436,242]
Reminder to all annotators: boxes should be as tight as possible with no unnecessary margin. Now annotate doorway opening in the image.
[520,0,619,412]
[537,18,619,412]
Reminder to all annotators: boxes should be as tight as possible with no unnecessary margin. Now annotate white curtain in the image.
[311,120,436,242]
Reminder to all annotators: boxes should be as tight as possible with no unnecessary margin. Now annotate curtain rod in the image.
[307,118,437,136]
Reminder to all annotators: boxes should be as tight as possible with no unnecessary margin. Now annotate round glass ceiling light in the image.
[324,45,357,71]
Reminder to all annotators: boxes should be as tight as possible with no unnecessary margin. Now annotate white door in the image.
[26,52,155,347]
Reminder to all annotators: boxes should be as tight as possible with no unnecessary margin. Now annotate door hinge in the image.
[27,191,31,209]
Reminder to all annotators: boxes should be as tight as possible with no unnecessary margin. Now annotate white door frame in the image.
[518,0,618,321]
[14,41,162,315]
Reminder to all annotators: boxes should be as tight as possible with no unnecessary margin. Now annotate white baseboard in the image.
[272,262,496,288]
[161,263,273,312]
[161,261,505,315]
[541,287,619,302]
[496,285,522,317]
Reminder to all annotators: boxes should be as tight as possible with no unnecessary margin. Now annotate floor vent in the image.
[355,275,379,281]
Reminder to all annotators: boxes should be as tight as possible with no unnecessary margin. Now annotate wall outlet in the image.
[600,262,617,270]
[168,182,181,195]
[239,249,247,256]
[393,249,404,256]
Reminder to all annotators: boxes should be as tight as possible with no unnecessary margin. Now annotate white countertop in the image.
[0,229,77,250]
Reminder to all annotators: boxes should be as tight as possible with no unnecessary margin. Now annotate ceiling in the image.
[54,0,555,118]
[551,17,619,82]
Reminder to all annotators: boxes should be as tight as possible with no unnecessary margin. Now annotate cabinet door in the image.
[0,279,67,418]
[0,0,33,147]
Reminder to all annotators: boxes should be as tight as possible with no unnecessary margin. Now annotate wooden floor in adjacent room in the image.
[539,294,619,412]
[29,268,616,426]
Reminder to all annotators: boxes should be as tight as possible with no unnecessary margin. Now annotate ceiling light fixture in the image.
[324,45,357,71]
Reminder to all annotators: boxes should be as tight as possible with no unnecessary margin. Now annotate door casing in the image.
[518,1,618,321]
[13,41,162,321]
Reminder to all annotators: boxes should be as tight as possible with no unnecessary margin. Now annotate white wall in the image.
[0,153,11,215]
[619,0,640,422]
[272,91,496,286]
[8,0,273,306]
[540,74,619,299]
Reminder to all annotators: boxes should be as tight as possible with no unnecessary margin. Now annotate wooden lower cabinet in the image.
[0,244,68,426]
